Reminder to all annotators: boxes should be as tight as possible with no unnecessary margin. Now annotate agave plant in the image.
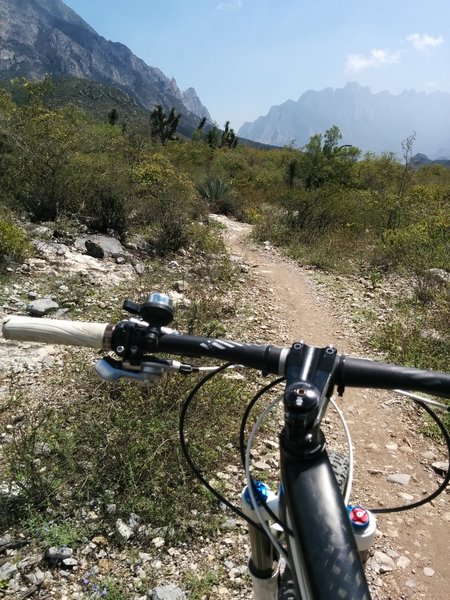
[197,177,230,202]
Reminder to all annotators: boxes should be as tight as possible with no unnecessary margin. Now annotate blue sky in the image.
[63,0,450,130]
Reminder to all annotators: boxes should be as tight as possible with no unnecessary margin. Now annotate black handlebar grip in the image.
[339,356,450,399]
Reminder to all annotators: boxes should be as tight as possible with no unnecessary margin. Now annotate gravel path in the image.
[213,215,449,600]
[0,216,448,599]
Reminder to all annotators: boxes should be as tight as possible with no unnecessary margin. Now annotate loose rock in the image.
[149,584,187,600]
[386,473,411,486]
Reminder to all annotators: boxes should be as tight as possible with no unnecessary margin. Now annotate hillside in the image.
[0,0,211,130]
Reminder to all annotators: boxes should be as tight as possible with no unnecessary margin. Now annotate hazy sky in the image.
[63,0,450,130]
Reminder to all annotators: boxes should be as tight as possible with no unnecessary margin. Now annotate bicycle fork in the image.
[241,482,377,600]
[241,484,280,600]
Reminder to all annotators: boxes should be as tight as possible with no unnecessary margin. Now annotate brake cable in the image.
[371,396,450,514]
[180,366,450,525]
[178,362,267,533]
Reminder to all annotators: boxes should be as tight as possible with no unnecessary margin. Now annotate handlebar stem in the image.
[283,343,338,455]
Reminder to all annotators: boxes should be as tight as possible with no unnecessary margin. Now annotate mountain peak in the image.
[0,0,212,127]
[238,82,450,157]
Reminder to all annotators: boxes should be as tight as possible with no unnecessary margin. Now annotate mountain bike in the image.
[3,292,450,600]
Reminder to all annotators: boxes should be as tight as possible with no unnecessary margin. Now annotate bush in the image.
[0,217,31,266]
[82,186,128,236]
[132,153,207,255]
[379,216,449,272]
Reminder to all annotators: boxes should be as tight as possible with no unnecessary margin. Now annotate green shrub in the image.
[83,187,128,235]
[0,218,31,265]
[379,216,449,272]
[133,153,207,255]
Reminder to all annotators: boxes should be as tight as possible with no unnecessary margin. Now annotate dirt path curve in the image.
[214,215,449,600]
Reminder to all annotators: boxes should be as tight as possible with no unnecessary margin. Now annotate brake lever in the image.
[95,357,170,383]
[95,355,195,383]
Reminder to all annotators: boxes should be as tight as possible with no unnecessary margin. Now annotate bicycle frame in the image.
[242,439,373,599]
[241,342,372,600]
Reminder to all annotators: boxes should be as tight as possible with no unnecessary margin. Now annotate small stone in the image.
[367,443,381,452]
[128,513,141,530]
[431,461,448,475]
[386,473,411,486]
[398,492,414,501]
[46,546,73,561]
[34,441,51,456]
[0,561,18,580]
[422,451,436,460]
[423,567,435,577]
[59,569,71,577]
[149,583,186,599]
[152,537,165,548]
[134,263,145,275]
[397,556,411,569]
[92,535,108,546]
[217,586,229,596]
[98,558,113,573]
[41,578,52,589]
[28,298,59,316]
[62,557,78,567]
[32,568,45,584]
[116,518,133,543]
[405,579,417,588]
[385,442,398,451]
[138,552,152,563]
[0,533,12,546]
[372,551,395,573]
[222,518,238,530]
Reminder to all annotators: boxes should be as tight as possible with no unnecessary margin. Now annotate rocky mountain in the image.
[238,82,450,158]
[0,0,212,129]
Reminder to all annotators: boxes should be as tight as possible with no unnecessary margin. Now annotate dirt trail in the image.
[216,215,449,600]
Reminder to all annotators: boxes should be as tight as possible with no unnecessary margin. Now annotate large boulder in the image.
[75,235,131,262]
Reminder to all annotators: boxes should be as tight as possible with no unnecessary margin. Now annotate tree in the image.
[108,108,119,126]
[197,117,207,131]
[150,105,180,145]
[206,124,221,148]
[322,125,342,157]
[398,132,416,200]
[202,121,238,149]
[220,121,238,149]
[301,133,326,189]
[299,126,359,189]
[286,158,298,188]
[385,132,417,231]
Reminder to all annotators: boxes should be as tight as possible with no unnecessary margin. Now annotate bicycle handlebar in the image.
[3,315,450,399]
[2,315,108,348]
